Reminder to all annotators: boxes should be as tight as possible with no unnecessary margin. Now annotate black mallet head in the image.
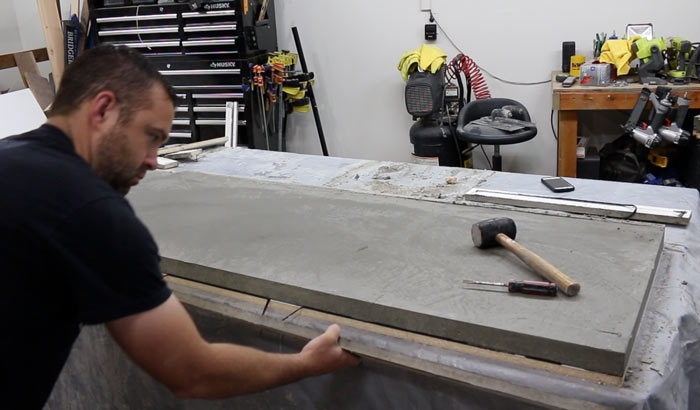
[471,217,517,248]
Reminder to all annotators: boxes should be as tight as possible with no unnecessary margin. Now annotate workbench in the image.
[552,72,700,177]
[45,148,699,410]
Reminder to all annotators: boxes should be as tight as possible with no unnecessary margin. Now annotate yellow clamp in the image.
[268,52,298,67]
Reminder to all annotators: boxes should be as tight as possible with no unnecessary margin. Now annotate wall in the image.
[275,0,700,175]
[0,1,24,92]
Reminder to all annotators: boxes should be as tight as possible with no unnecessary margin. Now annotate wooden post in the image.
[557,111,578,177]
[79,0,90,53]
[36,0,66,90]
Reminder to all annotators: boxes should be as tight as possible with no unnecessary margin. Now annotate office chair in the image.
[455,98,537,171]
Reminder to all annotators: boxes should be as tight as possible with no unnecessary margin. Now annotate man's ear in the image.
[88,90,120,133]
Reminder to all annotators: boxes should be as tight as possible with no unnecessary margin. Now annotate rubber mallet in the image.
[471,217,581,296]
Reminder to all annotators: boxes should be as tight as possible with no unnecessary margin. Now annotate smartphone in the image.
[541,176,575,193]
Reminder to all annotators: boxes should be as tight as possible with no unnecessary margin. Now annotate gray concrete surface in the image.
[129,171,665,376]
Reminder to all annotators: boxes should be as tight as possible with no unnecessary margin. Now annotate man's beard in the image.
[94,127,142,195]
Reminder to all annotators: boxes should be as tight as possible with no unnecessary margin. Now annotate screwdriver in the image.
[462,280,558,296]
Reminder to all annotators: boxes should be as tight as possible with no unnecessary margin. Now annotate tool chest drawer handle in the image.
[193,105,246,112]
[173,85,242,90]
[99,27,179,36]
[169,132,192,138]
[184,24,237,32]
[182,39,237,46]
[116,41,181,48]
[192,93,244,99]
[96,14,177,23]
[159,69,241,75]
[195,119,226,125]
[182,10,237,18]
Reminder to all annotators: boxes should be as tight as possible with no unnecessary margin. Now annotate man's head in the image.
[49,45,178,194]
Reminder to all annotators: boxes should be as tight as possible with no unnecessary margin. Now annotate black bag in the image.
[600,135,646,183]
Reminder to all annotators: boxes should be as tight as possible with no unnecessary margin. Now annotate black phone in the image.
[541,176,575,193]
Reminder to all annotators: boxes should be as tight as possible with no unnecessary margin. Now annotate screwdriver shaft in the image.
[463,279,557,296]
[462,280,507,287]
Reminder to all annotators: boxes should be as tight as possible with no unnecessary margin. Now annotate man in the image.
[0,45,359,409]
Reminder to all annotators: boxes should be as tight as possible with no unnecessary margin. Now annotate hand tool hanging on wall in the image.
[471,217,581,296]
[463,280,558,297]
[292,26,329,156]
[244,52,310,152]
[251,64,270,150]
[270,61,285,151]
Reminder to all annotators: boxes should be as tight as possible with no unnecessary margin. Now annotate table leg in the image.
[557,110,578,177]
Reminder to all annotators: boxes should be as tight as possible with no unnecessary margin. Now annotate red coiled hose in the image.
[446,53,491,100]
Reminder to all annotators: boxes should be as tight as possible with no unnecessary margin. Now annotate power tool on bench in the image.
[658,92,691,145]
[668,38,700,83]
[632,37,668,85]
[689,45,700,80]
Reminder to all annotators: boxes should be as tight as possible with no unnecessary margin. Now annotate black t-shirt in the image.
[0,124,171,409]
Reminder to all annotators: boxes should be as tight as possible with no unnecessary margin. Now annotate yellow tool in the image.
[268,52,298,67]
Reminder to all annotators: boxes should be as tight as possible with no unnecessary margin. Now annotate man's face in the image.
[94,85,174,194]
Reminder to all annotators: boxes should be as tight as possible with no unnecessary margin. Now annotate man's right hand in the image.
[299,324,361,376]
[107,294,360,399]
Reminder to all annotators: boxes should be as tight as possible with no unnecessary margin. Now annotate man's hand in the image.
[299,324,361,376]
[107,295,360,399]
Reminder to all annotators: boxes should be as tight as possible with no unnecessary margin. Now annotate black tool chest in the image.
[88,0,277,146]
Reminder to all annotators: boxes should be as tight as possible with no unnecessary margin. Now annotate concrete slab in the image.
[129,171,665,376]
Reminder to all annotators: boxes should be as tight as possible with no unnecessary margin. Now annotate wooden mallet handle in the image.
[495,233,580,296]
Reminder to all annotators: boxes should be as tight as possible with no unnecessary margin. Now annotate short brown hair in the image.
[49,44,179,120]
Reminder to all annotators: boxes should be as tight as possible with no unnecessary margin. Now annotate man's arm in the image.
[106,294,360,399]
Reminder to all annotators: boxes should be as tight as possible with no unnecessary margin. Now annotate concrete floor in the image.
[128,171,665,376]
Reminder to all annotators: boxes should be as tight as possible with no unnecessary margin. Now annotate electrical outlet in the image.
[420,0,432,11]
[425,24,437,40]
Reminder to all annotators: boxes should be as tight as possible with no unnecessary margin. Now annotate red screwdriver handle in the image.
[507,280,557,296]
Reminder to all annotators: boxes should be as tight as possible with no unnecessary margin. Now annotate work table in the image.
[46,148,699,410]
[552,72,700,177]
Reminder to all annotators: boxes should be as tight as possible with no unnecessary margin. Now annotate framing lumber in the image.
[157,157,179,170]
[12,52,41,89]
[79,0,90,53]
[0,49,49,71]
[158,136,228,156]
[461,188,692,225]
[37,0,66,90]
[11,51,55,110]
